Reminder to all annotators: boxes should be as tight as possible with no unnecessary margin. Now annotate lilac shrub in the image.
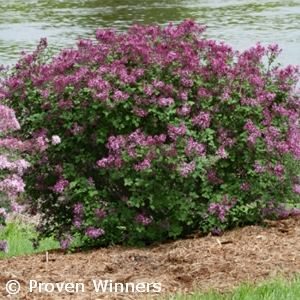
[0,73,49,253]
[0,106,29,200]
[1,20,300,250]
[0,103,31,252]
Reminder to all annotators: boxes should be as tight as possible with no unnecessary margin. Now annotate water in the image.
[0,0,300,68]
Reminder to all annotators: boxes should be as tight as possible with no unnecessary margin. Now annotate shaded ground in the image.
[1,215,300,299]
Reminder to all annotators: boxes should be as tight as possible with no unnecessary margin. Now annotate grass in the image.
[0,219,60,259]
[161,274,300,299]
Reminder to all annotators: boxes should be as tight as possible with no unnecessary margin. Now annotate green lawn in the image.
[0,220,60,259]
[161,274,300,300]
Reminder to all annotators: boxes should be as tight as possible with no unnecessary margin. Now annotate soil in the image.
[1,215,300,300]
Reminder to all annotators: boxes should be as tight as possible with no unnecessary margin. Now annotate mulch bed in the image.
[1,215,300,299]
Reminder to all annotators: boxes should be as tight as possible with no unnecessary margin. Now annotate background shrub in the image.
[0,102,31,252]
[0,20,300,250]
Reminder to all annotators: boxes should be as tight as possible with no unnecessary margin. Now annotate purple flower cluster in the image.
[211,228,223,236]
[10,201,25,213]
[205,169,224,185]
[216,146,227,159]
[161,220,170,228]
[0,103,32,210]
[52,178,70,194]
[0,105,20,133]
[71,203,82,216]
[167,122,187,140]
[184,137,205,157]
[0,208,7,220]
[58,100,73,109]
[208,197,237,222]
[97,129,167,171]
[72,202,84,229]
[180,161,196,178]
[51,135,61,145]
[135,212,152,226]
[253,160,264,173]
[0,240,8,253]
[113,90,129,101]
[133,106,149,117]
[86,226,105,238]
[158,97,174,107]
[36,136,49,152]
[273,164,285,180]
[70,122,85,135]
[176,105,191,116]
[60,233,72,250]
[293,185,300,195]
[0,174,26,199]
[240,182,250,191]
[122,196,128,202]
[87,177,95,186]
[261,201,300,220]
[95,209,107,218]
[0,155,30,176]
[133,149,155,171]
[192,111,211,128]
[243,119,261,146]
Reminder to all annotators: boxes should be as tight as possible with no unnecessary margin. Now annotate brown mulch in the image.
[2,215,300,299]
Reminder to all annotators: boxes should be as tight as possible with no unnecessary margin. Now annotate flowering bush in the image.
[0,94,68,253]
[1,20,300,250]
[0,102,31,252]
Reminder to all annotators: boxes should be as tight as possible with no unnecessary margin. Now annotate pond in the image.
[0,0,300,68]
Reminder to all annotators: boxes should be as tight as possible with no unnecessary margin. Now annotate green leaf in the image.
[124,178,133,186]
[69,181,78,189]
[88,190,98,197]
